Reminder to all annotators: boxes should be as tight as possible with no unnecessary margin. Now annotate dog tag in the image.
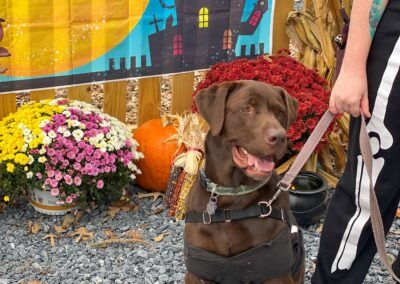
[206,195,218,215]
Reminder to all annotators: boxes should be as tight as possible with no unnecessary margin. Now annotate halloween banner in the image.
[0,0,275,94]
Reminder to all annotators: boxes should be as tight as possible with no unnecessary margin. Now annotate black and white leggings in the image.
[312,1,400,283]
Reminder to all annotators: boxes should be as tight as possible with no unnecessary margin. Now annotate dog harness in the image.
[184,172,304,283]
[184,215,304,284]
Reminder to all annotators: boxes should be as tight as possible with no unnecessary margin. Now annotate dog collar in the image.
[199,169,270,196]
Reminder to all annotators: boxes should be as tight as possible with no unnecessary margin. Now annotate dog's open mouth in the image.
[232,146,275,178]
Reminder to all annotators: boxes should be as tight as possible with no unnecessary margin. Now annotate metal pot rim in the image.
[288,171,328,195]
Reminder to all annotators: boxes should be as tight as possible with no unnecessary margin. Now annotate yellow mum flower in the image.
[15,153,29,166]
[6,163,15,173]
[3,196,9,202]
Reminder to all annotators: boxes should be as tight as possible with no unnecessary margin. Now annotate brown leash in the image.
[280,110,400,282]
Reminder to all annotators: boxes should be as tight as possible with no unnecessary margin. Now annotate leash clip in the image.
[258,201,272,218]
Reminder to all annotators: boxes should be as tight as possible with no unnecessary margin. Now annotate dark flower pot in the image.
[289,171,330,226]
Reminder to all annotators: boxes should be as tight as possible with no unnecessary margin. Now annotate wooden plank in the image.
[103,81,127,122]
[68,85,92,103]
[171,72,195,114]
[138,77,161,125]
[272,0,293,53]
[0,94,17,120]
[30,89,56,102]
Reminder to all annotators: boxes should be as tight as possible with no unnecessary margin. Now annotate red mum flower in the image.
[192,52,336,153]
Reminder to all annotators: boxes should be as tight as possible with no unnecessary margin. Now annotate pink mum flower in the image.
[55,173,63,181]
[73,163,82,171]
[47,148,56,156]
[96,180,104,189]
[66,196,73,204]
[74,176,82,186]
[50,179,58,188]
[64,174,73,185]
[50,188,60,197]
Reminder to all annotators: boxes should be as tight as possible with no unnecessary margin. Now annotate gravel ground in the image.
[0,185,399,284]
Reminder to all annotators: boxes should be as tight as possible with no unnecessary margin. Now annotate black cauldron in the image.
[289,171,330,226]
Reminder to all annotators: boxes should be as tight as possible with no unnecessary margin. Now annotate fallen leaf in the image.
[61,214,75,229]
[69,227,94,243]
[103,229,117,239]
[24,280,42,284]
[125,229,142,240]
[91,238,154,250]
[151,207,164,215]
[73,210,84,224]
[396,208,400,218]
[316,223,324,234]
[111,199,138,212]
[43,234,57,247]
[30,222,41,234]
[154,232,170,242]
[53,225,68,234]
[137,192,164,201]
[108,207,121,219]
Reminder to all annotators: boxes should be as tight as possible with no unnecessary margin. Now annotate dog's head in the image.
[195,80,298,180]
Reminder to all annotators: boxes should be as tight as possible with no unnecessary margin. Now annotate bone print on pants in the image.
[312,1,400,283]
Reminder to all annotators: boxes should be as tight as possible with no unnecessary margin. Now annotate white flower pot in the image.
[29,188,77,215]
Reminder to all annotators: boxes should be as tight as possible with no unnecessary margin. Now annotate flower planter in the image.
[29,188,77,215]
[289,171,330,226]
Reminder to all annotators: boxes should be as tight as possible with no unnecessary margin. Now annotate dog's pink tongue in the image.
[248,155,275,172]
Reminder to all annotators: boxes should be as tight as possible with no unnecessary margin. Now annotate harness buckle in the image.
[224,209,231,222]
[202,211,212,224]
[258,201,272,218]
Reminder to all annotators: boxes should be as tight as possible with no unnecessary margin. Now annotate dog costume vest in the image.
[184,215,304,284]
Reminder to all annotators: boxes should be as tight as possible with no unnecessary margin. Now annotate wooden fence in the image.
[0,73,197,126]
[0,0,292,125]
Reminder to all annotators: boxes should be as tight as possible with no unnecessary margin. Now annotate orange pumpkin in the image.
[133,118,184,192]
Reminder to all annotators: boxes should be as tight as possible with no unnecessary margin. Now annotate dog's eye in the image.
[277,110,286,122]
[240,105,252,112]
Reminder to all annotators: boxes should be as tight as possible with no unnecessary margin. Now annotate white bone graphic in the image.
[331,36,400,273]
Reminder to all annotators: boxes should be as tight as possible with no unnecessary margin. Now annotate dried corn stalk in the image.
[286,0,353,82]
[285,0,353,184]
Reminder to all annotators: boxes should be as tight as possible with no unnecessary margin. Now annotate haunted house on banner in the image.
[0,0,275,93]
[148,0,270,74]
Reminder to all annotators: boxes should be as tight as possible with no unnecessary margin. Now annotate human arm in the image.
[329,0,389,117]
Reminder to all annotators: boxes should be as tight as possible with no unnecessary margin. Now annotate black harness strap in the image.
[185,203,291,225]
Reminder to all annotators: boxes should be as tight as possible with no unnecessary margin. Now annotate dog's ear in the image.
[272,86,298,130]
[195,81,238,136]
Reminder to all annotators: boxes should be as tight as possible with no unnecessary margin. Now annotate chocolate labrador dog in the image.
[184,80,305,284]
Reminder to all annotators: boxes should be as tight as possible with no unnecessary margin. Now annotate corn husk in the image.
[171,113,208,175]
[276,155,297,175]
[318,144,334,174]
[317,168,339,188]
[328,132,347,174]
[164,113,209,219]
[286,0,353,80]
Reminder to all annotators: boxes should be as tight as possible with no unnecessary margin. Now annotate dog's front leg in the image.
[185,272,214,284]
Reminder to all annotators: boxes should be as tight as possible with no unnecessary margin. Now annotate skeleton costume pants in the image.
[312,1,400,283]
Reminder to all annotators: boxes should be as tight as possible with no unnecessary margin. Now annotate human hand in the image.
[329,70,371,118]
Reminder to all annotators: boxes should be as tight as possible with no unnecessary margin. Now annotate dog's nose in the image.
[266,128,287,145]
